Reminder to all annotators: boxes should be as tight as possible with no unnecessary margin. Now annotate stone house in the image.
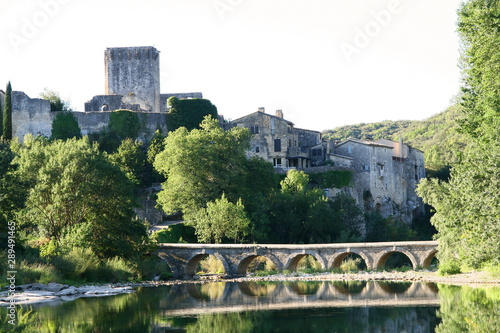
[229,108,323,169]
[229,108,426,224]
[334,138,425,224]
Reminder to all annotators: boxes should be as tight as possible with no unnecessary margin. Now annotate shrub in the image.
[438,260,462,276]
[51,112,81,140]
[340,257,361,272]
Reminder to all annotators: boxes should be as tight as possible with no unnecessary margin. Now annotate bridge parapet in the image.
[156,241,438,278]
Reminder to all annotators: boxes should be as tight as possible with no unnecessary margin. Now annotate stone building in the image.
[85,46,202,113]
[334,138,425,224]
[230,108,322,169]
[9,46,203,141]
[230,108,425,224]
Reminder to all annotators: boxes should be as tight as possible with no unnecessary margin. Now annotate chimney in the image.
[275,109,283,118]
[399,136,404,159]
[258,107,265,113]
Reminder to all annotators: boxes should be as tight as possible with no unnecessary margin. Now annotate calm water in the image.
[1,280,499,332]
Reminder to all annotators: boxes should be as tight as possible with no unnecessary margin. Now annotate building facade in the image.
[229,108,426,224]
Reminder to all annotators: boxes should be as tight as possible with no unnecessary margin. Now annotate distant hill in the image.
[323,105,469,173]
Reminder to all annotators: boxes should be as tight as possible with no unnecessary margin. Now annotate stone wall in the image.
[66,111,168,141]
[12,91,52,139]
[84,94,124,112]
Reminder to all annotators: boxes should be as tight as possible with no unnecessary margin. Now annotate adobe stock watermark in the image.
[213,0,244,21]
[7,0,72,54]
[339,0,406,64]
[6,221,17,326]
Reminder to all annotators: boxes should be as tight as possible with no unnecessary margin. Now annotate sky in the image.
[0,0,463,132]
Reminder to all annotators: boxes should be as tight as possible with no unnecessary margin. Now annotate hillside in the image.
[323,105,469,173]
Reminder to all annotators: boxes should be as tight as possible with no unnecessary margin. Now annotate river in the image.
[1,280,499,332]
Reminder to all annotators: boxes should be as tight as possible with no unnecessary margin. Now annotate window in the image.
[250,125,259,134]
[273,158,282,167]
[362,165,370,171]
[274,139,281,152]
[347,146,352,154]
[255,146,260,153]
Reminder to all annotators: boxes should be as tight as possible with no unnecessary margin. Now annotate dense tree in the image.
[266,170,359,244]
[417,0,500,273]
[14,136,147,258]
[109,138,146,186]
[417,142,500,270]
[166,97,218,131]
[456,0,500,140]
[39,88,72,111]
[3,81,12,140]
[0,140,26,248]
[186,194,250,243]
[154,116,251,215]
[51,111,82,140]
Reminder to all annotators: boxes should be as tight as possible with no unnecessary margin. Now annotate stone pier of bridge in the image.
[156,241,438,278]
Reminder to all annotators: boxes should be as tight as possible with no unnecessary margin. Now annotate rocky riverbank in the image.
[0,282,135,306]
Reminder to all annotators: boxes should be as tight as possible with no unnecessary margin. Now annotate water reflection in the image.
[1,281,498,332]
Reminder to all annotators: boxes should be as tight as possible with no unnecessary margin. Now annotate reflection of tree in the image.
[238,282,276,297]
[436,284,500,333]
[185,313,254,333]
[378,282,412,294]
[0,288,167,332]
[332,281,367,294]
[289,281,321,295]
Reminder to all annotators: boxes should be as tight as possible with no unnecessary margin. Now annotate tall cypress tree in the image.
[0,86,3,138]
[3,82,12,140]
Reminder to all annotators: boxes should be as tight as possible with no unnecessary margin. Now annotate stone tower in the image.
[104,46,160,112]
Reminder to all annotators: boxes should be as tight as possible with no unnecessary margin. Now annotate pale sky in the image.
[0,0,463,132]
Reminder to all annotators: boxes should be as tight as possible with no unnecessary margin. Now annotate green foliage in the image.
[14,136,147,259]
[340,257,362,272]
[438,261,462,276]
[266,171,361,244]
[39,88,72,111]
[417,142,500,269]
[51,112,82,140]
[154,116,251,215]
[365,214,417,242]
[0,141,26,248]
[186,194,251,243]
[280,169,309,194]
[109,109,141,140]
[3,81,12,140]
[309,170,352,188]
[436,285,500,333]
[147,129,166,165]
[167,97,218,131]
[456,0,500,141]
[153,224,197,243]
[323,120,412,142]
[109,138,146,185]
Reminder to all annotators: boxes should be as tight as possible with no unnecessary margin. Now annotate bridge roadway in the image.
[157,241,438,278]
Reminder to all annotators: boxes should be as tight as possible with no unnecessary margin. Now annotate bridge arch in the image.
[235,253,282,276]
[284,251,326,272]
[185,251,230,277]
[422,249,439,268]
[329,250,371,270]
[373,250,417,269]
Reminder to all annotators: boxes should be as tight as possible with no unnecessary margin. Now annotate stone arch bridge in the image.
[157,241,438,278]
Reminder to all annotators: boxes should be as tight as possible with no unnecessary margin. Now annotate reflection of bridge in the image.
[161,281,440,316]
[157,241,438,278]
